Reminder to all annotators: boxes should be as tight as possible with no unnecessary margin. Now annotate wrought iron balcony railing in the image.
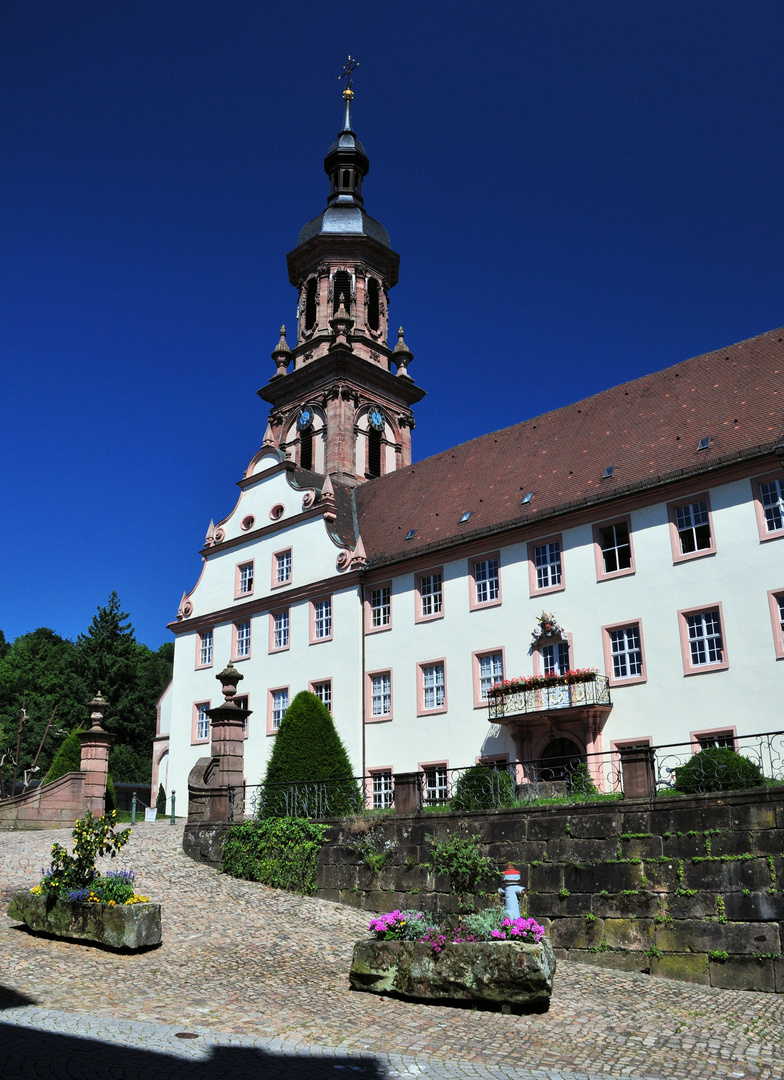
[488,674,612,721]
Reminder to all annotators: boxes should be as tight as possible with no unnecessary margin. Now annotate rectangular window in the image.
[676,501,711,553]
[311,680,332,713]
[687,610,723,666]
[313,598,332,640]
[369,586,391,629]
[422,764,449,805]
[418,571,443,619]
[542,641,570,676]
[274,550,292,585]
[752,474,784,542]
[370,672,392,718]
[528,536,564,595]
[234,620,251,659]
[269,687,289,732]
[760,478,784,533]
[234,695,249,736]
[534,542,561,590]
[471,555,500,607]
[237,561,254,596]
[418,660,446,714]
[272,610,289,650]
[371,770,393,810]
[197,629,213,667]
[602,621,646,685]
[609,626,642,679]
[600,520,634,574]
[195,702,210,742]
[678,604,728,674]
[478,652,504,700]
[668,494,716,562]
[694,730,736,750]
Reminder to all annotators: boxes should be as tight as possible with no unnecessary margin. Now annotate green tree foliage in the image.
[44,729,84,783]
[673,746,763,794]
[0,628,87,789]
[0,595,173,791]
[260,690,361,818]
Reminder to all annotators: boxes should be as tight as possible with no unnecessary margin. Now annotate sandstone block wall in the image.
[314,787,784,993]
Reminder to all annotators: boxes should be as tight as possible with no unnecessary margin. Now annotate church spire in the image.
[325,57,369,209]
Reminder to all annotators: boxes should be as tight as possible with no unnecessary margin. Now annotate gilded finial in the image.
[339,55,359,99]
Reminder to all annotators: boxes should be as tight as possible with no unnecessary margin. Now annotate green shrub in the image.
[569,762,599,797]
[451,765,516,811]
[259,691,362,818]
[426,832,496,910]
[156,783,166,816]
[105,774,116,813]
[673,747,763,795]
[220,818,329,894]
[43,729,84,784]
[461,906,505,938]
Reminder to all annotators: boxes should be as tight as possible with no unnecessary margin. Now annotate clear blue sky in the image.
[2,1,783,649]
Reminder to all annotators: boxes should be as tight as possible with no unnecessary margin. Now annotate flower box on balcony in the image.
[487,668,598,698]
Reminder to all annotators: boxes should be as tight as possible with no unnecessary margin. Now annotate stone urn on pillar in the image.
[78,693,113,815]
[208,663,250,820]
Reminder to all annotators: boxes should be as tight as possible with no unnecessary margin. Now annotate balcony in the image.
[488,673,612,721]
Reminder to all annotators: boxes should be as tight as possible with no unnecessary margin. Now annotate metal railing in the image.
[488,675,612,720]
[223,730,784,821]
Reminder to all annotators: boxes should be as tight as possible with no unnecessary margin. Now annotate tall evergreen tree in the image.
[76,592,172,784]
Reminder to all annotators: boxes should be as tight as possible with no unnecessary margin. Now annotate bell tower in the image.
[258,63,425,484]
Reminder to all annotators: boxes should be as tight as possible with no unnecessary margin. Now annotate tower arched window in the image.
[367,428,381,478]
[300,427,313,471]
[304,278,317,330]
[333,270,351,315]
[367,278,380,331]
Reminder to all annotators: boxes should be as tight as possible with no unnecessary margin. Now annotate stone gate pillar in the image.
[207,663,250,820]
[78,693,113,816]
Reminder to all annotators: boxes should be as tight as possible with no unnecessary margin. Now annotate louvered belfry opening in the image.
[367,427,381,478]
[333,270,351,315]
[300,427,313,471]
[367,277,380,331]
[304,278,317,330]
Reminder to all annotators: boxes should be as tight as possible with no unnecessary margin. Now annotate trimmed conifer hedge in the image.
[259,690,362,818]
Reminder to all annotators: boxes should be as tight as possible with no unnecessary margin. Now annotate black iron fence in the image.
[225,729,784,821]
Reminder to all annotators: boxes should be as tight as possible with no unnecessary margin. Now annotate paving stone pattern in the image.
[1,823,783,1079]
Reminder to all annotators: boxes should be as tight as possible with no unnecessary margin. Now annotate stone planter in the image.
[349,938,556,1012]
[7,892,161,951]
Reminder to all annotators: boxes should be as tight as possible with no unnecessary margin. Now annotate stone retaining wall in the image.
[182,786,784,993]
[314,787,784,993]
[0,772,86,829]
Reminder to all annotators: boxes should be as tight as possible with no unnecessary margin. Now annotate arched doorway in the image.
[537,738,584,783]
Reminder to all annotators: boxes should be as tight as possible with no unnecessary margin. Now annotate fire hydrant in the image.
[498,863,525,919]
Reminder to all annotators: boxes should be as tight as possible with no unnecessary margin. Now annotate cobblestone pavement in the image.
[1,823,783,1080]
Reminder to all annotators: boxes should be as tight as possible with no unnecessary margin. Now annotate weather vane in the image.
[339,55,359,93]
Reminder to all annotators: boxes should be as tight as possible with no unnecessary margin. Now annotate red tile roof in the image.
[355,326,784,566]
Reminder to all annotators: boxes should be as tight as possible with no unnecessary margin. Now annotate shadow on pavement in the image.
[0,1020,384,1079]
[0,986,38,1009]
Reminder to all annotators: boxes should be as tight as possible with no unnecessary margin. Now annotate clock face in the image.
[297,408,313,431]
[369,408,385,431]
